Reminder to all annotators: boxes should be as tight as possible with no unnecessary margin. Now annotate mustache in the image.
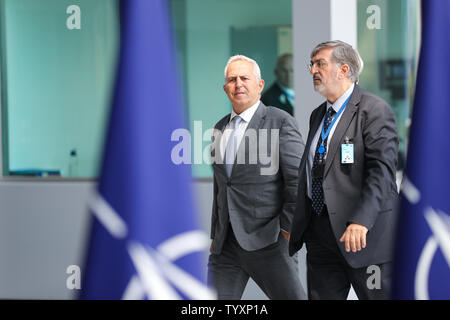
[313,75,322,81]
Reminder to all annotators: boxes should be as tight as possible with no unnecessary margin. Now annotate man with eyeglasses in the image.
[289,40,399,300]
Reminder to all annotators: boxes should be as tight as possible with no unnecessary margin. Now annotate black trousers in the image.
[304,206,392,300]
[207,227,306,300]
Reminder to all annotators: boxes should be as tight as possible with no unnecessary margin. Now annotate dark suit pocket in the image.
[379,190,399,214]
[339,162,360,176]
[253,205,280,219]
[254,189,281,218]
[340,163,352,176]
[379,208,392,215]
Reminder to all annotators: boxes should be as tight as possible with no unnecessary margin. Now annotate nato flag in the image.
[80,0,214,299]
[393,0,450,299]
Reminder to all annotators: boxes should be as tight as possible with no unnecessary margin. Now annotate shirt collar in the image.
[230,100,260,124]
[327,83,355,112]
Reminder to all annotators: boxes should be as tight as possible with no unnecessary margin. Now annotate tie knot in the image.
[327,107,336,117]
[233,115,242,127]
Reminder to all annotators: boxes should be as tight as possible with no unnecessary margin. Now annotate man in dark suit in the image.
[208,55,306,299]
[289,41,399,300]
[261,54,294,116]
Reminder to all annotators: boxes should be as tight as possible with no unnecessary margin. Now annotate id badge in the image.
[341,144,354,164]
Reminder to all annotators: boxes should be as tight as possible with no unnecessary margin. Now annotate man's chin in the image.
[232,99,248,107]
[313,84,326,94]
[232,101,255,112]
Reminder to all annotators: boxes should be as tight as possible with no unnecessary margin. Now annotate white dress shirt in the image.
[306,83,355,199]
[220,101,260,161]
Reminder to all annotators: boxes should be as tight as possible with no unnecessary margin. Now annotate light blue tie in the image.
[224,116,242,177]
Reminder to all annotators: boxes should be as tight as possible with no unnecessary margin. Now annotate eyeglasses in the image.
[307,59,329,71]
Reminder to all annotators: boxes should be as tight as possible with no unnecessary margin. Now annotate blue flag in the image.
[393,0,450,299]
[80,0,214,299]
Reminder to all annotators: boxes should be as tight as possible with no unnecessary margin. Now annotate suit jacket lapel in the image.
[324,85,361,178]
[212,115,231,175]
[244,102,266,131]
[297,102,326,185]
[306,102,327,153]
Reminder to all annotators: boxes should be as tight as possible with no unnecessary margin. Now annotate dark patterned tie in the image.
[311,107,336,215]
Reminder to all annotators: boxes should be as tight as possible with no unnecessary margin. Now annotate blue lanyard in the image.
[318,95,351,155]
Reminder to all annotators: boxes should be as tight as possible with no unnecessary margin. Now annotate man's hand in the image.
[281,230,290,241]
[339,223,368,252]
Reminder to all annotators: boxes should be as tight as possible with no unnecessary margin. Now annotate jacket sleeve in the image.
[348,99,399,230]
[278,116,305,232]
[210,174,218,239]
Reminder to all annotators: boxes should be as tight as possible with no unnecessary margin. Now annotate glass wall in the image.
[1,1,417,179]
[0,0,290,180]
[357,0,420,170]
[0,0,119,178]
[170,0,293,178]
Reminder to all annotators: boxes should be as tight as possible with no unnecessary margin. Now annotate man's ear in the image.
[259,79,265,93]
[339,64,350,79]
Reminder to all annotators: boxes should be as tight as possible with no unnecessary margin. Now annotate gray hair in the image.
[224,55,262,82]
[311,40,364,82]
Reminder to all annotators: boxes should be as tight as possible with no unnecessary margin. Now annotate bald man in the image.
[261,53,295,116]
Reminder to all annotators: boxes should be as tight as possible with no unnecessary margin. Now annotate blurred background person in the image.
[261,53,294,116]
